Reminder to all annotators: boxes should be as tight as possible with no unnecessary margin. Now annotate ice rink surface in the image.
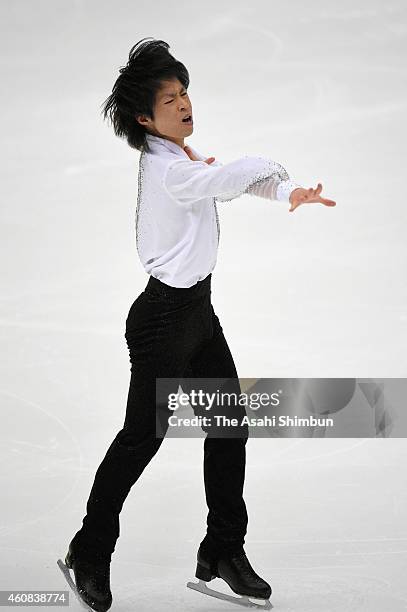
[1,0,406,609]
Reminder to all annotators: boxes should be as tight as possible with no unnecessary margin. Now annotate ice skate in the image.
[187,546,272,609]
[57,541,112,612]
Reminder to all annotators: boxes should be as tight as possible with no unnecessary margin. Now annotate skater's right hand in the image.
[184,145,215,165]
[288,184,336,212]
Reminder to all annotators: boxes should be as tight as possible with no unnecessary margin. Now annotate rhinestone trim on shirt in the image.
[215,158,291,203]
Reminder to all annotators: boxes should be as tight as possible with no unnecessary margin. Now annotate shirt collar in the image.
[145,133,188,156]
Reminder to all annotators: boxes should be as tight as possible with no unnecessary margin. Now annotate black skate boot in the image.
[198,546,271,599]
[61,540,113,612]
[187,543,272,609]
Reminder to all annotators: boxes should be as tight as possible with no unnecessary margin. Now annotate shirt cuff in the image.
[276,180,302,202]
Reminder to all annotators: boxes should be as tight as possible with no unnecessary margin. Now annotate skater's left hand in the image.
[184,145,215,165]
[288,184,336,212]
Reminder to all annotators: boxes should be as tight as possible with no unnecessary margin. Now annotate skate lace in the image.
[230,552,264,584]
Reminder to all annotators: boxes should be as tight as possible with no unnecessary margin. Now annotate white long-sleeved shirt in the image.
[135,133,301,288]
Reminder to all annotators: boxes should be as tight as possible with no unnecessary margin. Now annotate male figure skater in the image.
[57,38,336,612]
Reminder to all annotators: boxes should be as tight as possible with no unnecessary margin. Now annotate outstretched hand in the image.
[184,145,215,165]
[289,184,336,212]
[183,147,336,213]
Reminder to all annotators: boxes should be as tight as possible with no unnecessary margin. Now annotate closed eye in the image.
[165,92,188,104]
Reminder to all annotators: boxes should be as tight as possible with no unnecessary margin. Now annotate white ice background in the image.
[1,0,406,610]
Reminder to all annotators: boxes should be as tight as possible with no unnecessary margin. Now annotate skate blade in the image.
[187,579,273,610]
[57,559,95,612]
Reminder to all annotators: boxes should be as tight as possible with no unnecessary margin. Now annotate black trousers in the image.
[71,273,248,560]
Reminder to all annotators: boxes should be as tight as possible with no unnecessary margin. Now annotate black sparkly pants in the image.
[71,273,249,560]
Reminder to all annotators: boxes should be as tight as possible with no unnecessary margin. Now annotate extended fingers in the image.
[305,183,322,198]
[310,195,336,206]
[184,145,215,164]
[183,145,198,161]
[314,184,336,206]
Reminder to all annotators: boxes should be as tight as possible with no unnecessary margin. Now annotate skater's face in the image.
[136,77,193,149]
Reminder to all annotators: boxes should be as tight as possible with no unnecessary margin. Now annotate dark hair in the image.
[100,38,190,154]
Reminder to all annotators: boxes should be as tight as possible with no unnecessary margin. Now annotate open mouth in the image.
[182,115,192,124]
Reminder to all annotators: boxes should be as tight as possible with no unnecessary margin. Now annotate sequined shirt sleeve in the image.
[163,155,301,206]
[245,176,302,203]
